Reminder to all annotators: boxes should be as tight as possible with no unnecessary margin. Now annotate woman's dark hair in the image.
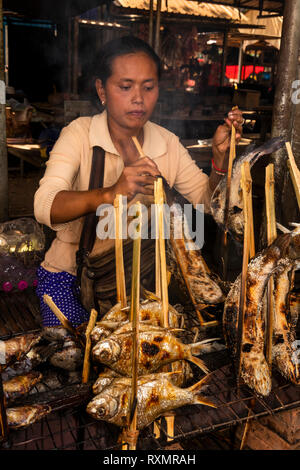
[94,35,161,85]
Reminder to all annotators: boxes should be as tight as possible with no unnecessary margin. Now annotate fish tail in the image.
[187,373,212,391]
[188,355,210,374]
[194,396,216,408]
[189,338,220,356]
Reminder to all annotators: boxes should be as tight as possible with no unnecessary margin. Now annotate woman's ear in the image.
[95,79,106,106]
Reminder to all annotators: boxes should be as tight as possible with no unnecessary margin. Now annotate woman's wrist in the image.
[211,158,227,175]
[90,187,115,212]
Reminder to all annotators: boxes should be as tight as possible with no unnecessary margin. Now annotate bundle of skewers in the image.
[86,139,218,449]
[209,116,300,398]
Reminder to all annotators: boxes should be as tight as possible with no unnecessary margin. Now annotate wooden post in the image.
[67,18,72,94]
[220,29,228,87]
[0,0,8,222]
[270,0,300,225]
[148,0,154,47]
[4,22,8,85]
[237,42,243,84]
[72,16,79,95]
[154,0,162,55]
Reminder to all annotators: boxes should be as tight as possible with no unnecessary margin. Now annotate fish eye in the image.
[98,341,113,360]
[98,340,120,362]
[97,407,106,417]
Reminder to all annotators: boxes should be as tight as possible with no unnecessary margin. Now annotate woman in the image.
[34,36,243,327]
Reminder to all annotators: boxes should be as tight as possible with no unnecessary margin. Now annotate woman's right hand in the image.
[109,157,161,201]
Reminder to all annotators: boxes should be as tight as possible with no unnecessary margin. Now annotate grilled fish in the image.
[92,323,210,375]
[223,233,297,396]
[87,372,215,429]
[29,369,82,394]
[42,326,73,342]
[1,342,59,382]
[49,339,83,371]
[211,137,285,242]
[272,261,299,383]
[92,359,194,395]
[6,404,51,429]
[164,186,225,305]
[2,333,41,369]
[91,299,183,343]
[3,371,43,404]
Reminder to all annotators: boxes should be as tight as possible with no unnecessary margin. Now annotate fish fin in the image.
[141,288,161,301]
[276,222,290,234]
[188,355,210,374]
[187,373,212,391]
[189,338,220,356]
[97,320,123,328]
[194,396,216,408]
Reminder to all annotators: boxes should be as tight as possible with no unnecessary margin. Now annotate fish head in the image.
[242,353,272,397]
[92,339,121,364]
[289,233,300,261]
[87,394,119,421]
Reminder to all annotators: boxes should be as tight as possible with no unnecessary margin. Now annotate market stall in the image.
[0,0,299,454]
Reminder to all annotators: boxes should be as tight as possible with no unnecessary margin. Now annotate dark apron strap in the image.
[76,146,105,281]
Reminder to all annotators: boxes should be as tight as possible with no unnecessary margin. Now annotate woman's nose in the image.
[132,87,143,104]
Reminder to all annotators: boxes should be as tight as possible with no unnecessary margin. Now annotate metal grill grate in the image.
[2,353,300,450]
[1,292,299,450]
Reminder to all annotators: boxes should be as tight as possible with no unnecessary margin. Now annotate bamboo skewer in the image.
[155,178,169,328]
[0,371,9,444]
[154,181,162,299]
[222,106,238,281]
[120,202,142,451]
[43,295,85,348]
[236,162,252,386]
[128,202,142,450]
[265,164,277,371]
[114,194,127,309]
[238,162,255,449]
[285,142,300,210]
[82,309,98,384]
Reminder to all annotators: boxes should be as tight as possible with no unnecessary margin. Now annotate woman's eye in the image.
[145,87,154,91]
[120,86,130,91]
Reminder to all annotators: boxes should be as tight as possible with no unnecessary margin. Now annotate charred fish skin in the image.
[49,339,83,371]
[164,187,225,305]
[272,261,299,384]
[92,324,209,376]
[223,234,293,396]
[211,137,285,242]
[90,300,183,344]
[1,342,59,382]
[92,360,194,395]
[6,404,51,429]
[87,373,215,430]
[2,333,42,369]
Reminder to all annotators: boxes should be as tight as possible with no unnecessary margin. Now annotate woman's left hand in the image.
[212,107,244,171]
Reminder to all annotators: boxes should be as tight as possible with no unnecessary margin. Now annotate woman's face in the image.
[96,52,159,133]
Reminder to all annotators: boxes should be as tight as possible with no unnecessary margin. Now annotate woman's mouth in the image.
[128,110,146,118]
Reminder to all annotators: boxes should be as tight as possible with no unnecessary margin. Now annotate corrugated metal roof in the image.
[194,0,284,15]
[114,0,248,21]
